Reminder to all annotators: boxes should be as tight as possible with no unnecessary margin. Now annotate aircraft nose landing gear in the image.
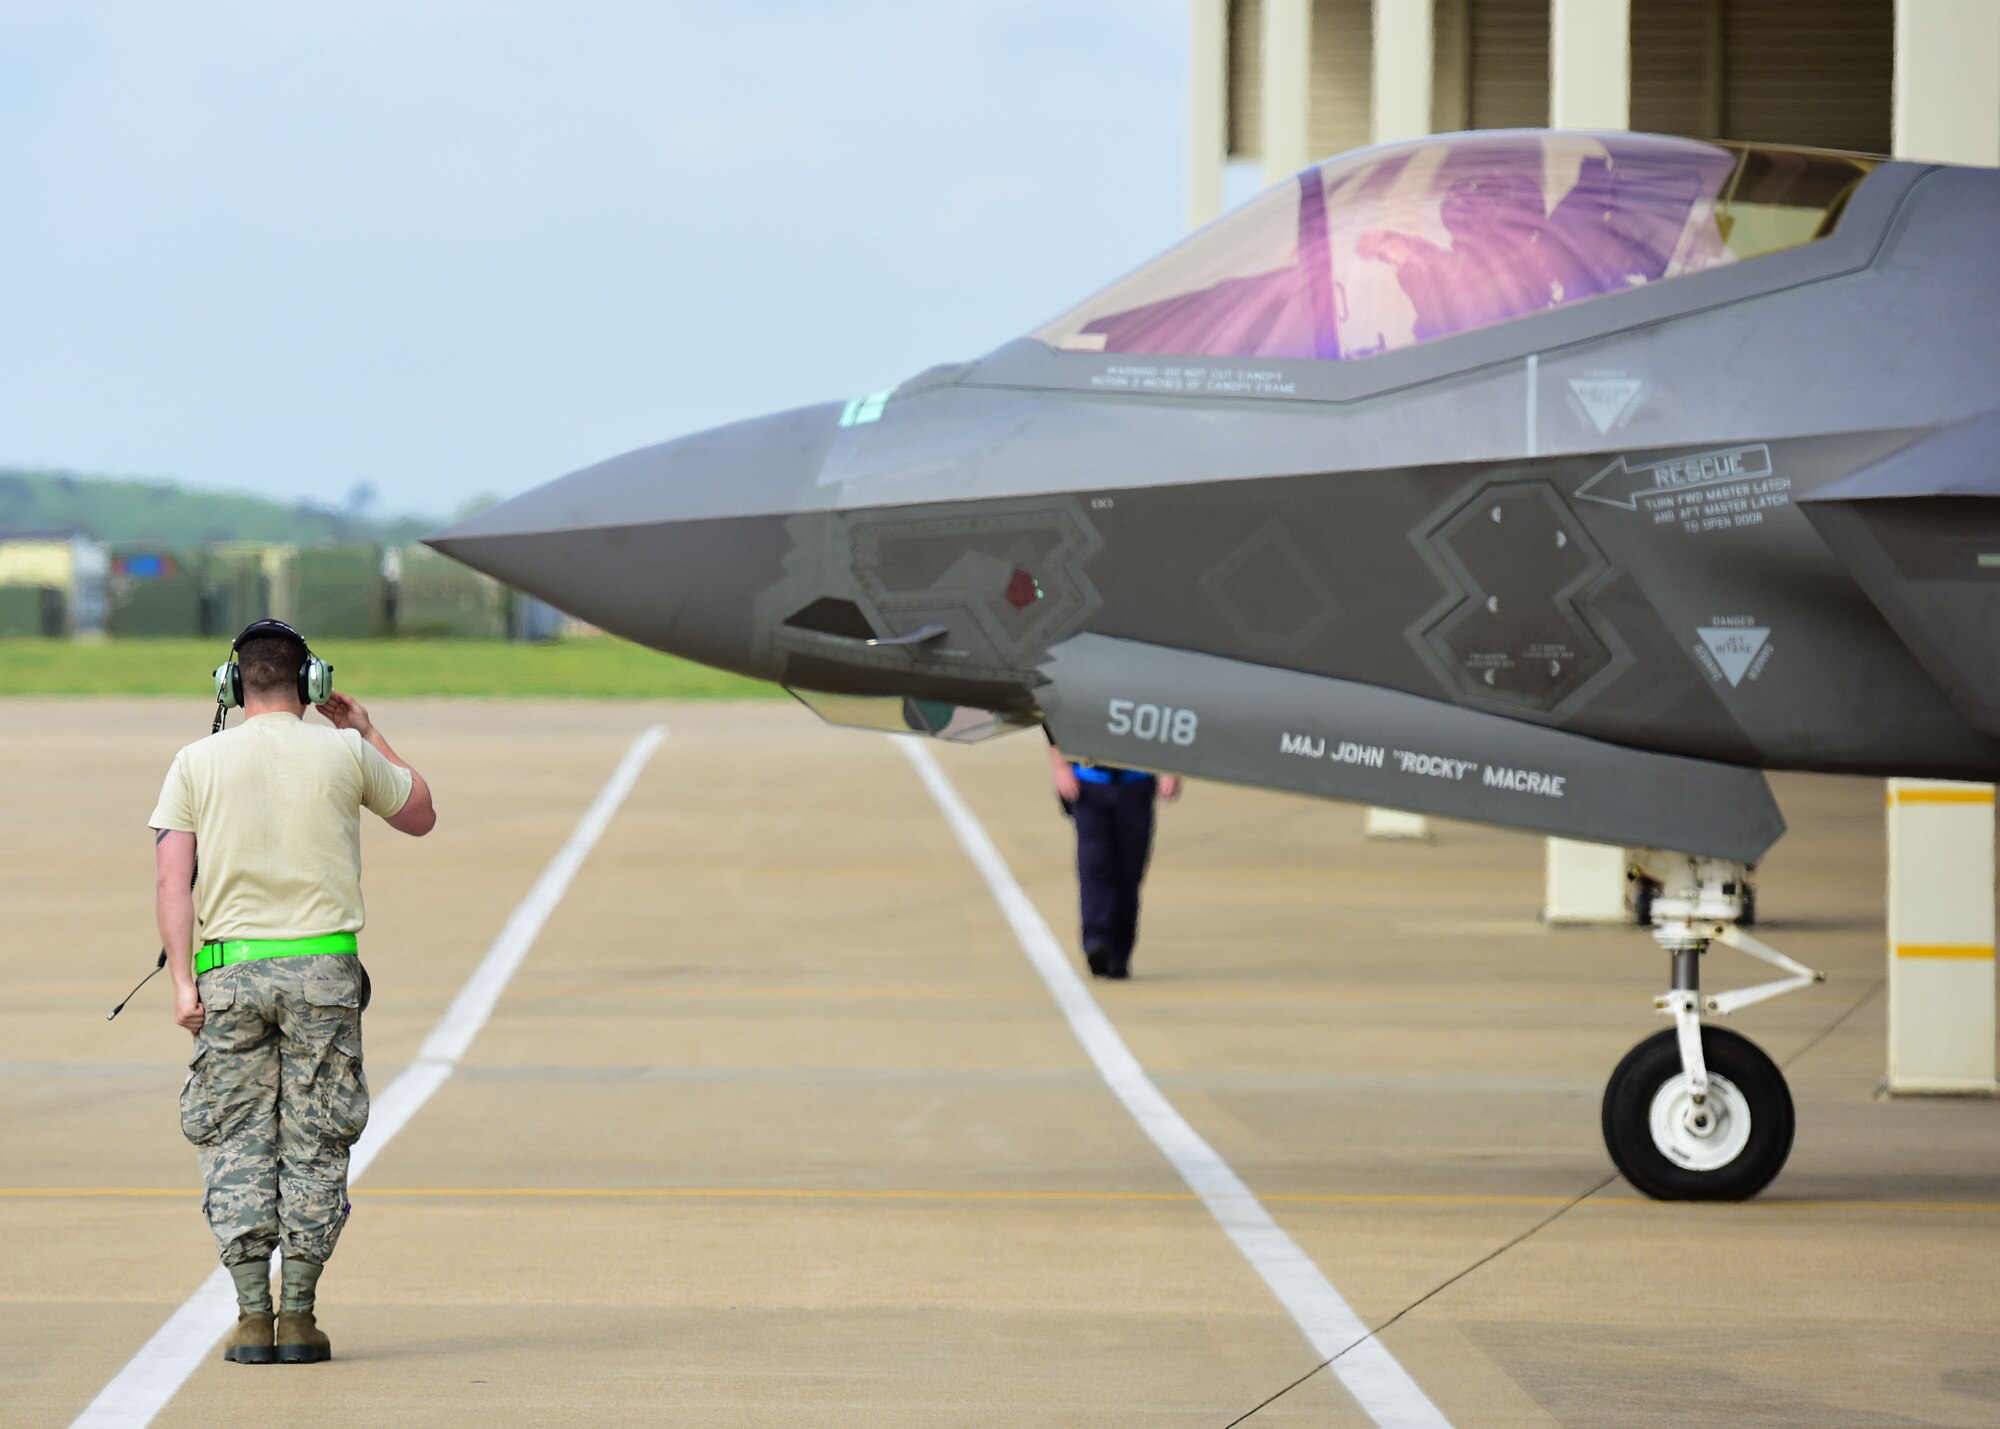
[1602,853,1824,1201]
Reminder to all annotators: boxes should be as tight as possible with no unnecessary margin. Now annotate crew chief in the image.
[150,620,436,1365]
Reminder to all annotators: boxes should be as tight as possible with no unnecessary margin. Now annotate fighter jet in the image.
[430,129,2000,1202]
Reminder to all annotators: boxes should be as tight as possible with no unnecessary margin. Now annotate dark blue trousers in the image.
[1070,778,1157,971]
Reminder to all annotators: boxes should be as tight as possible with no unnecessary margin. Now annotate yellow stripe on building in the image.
[1894,944,1996,960]
[1886,787,1996,806]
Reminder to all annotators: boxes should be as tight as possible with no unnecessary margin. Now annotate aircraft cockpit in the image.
[1034,131,1876,363]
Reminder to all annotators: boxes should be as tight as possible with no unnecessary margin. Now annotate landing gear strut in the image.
[1602,853,1823,1200]
[1631,864,1756,927]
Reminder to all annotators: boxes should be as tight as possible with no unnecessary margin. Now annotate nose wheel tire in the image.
[1602,1026,1793,1201]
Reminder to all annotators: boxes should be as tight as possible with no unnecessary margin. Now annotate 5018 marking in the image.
[1106,699,1198,746]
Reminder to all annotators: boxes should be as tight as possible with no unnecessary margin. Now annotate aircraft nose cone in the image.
[425,403,840,677]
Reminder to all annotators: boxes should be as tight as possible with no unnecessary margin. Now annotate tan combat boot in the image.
[275,1257,330,1363]
[274,1310,331,1364]
[221,1310,275,1365]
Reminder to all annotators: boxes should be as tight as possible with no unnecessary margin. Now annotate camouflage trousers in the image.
[179,954,371,1267]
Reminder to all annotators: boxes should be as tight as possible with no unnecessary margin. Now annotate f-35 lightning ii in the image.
[431,129,2000,1202]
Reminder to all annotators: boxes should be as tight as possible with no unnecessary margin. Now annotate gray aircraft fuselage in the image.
[431,136,2000,864]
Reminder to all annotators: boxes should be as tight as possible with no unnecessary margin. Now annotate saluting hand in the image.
[321,690,373,739]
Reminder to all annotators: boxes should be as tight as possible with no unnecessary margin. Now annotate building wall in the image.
[1308,0,1375,161]
[1629,0,1720,137]
[1227,0,1380,167]
[1465,0,1550,129]
[0,536,108,635]
[1208,0,1921,186]
[0,539,75,589]
[1227,0,1264,159]
[1632,0,1894,152]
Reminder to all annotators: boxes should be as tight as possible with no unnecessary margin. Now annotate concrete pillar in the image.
[1365,806,1434,842]
[1886,17,1999,1093]
[1548,0,1630,129]
[1190,0,1229,227]
[1361,2,1439,850]
[1543,0,1630,917]
[1430,0,1469,133]
[1543,839,1629,925]
[1894,0,2000,166]
[1372,0,1435,144]
[1886,781,1997,1092]
[1262,0,1314,181]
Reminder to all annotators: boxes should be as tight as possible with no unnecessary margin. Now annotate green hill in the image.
[0,468,435,547]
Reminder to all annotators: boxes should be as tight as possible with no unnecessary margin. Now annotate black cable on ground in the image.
[1223,975,1886,1424]
[1220,1168,1618,1427]
[1778,977,1883,1070]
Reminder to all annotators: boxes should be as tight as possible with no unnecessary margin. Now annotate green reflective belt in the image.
[194,933,358,976]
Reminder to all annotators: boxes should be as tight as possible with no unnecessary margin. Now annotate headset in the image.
[112,618,336,1021]
[213,618,334,720]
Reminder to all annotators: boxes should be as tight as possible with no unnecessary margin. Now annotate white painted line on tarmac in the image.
[72,724,668,1429]
[899,740,1450,1429]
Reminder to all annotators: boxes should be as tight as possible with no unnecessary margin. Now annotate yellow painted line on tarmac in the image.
[603,982,1639,1008]
[600,984,1037,1002]
[0,1185,1556,1207]
[711,985,1052,1002]
[1115,987,1638,1007]
[500,983,1636,1008]
[0,1186,1203,1204]
[360,1186,1203,1203]
[0,1188,193,1198]
[759,863,973,875]
[12,1186,2000,1213]
[1750,1198,2000,1213]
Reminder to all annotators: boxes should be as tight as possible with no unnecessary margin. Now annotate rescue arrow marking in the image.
[1576,443,1774,510]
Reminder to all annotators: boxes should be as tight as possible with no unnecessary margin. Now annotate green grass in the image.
[0,638,785,699]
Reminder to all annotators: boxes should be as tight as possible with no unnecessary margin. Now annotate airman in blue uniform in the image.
[1048,744,1180,979]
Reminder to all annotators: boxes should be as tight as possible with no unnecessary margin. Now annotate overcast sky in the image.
[0,2,1193,518]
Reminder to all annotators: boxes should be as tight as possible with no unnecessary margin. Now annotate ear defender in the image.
[215,618,330,708]
[303,655,334,706]
[214,660,244,710]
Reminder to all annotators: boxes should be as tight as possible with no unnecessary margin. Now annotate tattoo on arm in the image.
[156,829,170,844]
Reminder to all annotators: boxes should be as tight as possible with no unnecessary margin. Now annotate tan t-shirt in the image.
[148,713,413,942]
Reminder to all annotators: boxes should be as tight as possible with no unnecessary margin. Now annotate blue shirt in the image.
[1070,763,1155,786]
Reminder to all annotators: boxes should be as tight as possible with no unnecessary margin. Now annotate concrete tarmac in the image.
[4,699,1998,1426]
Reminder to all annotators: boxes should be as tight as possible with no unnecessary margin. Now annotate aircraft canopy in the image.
[1034,132,1876,363]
